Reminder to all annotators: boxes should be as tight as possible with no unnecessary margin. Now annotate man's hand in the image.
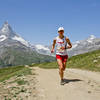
[66,37,72,49]
[51,49,54,53]
[51,39,56,53]
[60,47,66,50]
[66,46,72,49]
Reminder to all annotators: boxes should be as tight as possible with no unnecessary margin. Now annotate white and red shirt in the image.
[55,36,67,55]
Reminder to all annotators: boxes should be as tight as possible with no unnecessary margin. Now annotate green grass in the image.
[16,79,28,85]
[32,62,58,69]
[32,50,100,72]
[0,66,32,82]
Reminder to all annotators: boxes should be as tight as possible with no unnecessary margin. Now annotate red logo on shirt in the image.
[57,41,64,44]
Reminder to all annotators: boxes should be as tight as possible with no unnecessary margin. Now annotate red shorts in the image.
[56,55,68,62]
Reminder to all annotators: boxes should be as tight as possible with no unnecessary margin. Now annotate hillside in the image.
[32,49,100,72]
[0,46,55,67]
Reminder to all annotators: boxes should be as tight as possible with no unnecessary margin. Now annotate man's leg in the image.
[62,55,68,71]
[57,59,64,80]
[63,61,66,71]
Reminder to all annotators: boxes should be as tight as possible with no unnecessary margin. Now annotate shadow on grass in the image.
[63,78,82,85]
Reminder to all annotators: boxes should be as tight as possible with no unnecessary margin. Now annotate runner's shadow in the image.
[63,78,82,85]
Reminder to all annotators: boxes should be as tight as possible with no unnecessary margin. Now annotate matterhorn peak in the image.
[0,22,30,47]
[0,21,13,33]
[0,21,16,38]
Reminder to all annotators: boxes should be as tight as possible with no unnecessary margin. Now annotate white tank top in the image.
[55,36,67,55]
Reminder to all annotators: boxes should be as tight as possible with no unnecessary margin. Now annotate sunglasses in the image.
[58,30,64,32]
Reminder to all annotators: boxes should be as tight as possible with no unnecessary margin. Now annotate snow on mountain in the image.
[71,41,80,49]
[0,22,12,33]
[12,36,29,47]
[0,21,15,37]
[0,35,7,42]
[35,44,50,51]
[71,44,78,49]
[67,35,100,56]
[34,44,52,55]
[76,41,80,44]
[70,35,96,50]
[89,35,96,39]
[87,35,96,43]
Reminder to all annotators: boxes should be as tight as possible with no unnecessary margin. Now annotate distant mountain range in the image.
[0,22,55,67]
[67,35,100,56]
[34,35,100,57]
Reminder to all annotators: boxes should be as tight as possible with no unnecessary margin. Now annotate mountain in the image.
[0,21,31,48]
[30,44,55,56]
[0,22,55,67]
[34,35,100,57]
[68,35,100,56]
[33,44,54,55]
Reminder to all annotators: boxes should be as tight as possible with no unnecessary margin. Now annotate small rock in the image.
[25,65,29,67]
[98,56,100,58]
[91,84,94,87]
[88,80,91,84]
[93,60,98,63]
[88,91,91,93]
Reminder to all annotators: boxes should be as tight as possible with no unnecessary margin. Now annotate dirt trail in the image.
[0,67,100,100]
[34,67,100,100]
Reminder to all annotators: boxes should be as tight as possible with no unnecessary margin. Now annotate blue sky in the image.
[0,0,100,45]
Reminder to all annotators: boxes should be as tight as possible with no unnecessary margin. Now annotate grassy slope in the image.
[0,66,32,82]
[32,50,100,72]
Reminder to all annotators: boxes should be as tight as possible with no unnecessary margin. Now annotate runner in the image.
[51,27,72,85]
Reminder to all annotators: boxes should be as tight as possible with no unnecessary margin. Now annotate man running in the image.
[51,27,72,85]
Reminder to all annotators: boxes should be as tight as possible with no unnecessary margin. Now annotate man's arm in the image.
[51,39,56,53]
[66,37,72,49]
